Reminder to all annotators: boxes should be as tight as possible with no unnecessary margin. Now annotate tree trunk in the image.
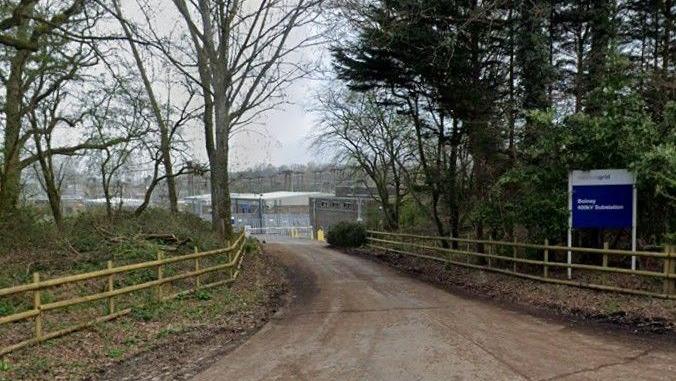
[33,134,64,230]
[209,147,233,238]
[586,0,612,115]
[134,163,160,217]
[518,0,551,146]
[662,0,671,72]
[447,119,460,249]
[0,51,30,218]
[101,167,113,219]
[211,84,234,239]
[161,136,179,213]
[45,182,63,230]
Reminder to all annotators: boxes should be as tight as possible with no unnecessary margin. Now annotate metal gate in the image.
[245,226,314,241]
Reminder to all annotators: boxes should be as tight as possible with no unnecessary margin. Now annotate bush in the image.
[243,237,260,254]
[326,222,367,248]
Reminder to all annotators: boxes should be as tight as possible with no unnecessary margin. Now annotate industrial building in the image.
[309,194,378,235]
[183,191,333,229]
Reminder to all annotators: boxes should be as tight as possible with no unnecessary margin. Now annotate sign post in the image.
[568,169,637,279]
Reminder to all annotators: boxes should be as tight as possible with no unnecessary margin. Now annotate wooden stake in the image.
[228,248,234,280]
[487,235,493,268]
[33,273,42,341]
[448,233,453,263]
[602,242,609,268]
[664,245,675,295]
[107,261,115,314]
[543,239,549,278]
[156,251,164,301]
[513,237,517,273]
[466,234,471,264]
[194,246,201,289]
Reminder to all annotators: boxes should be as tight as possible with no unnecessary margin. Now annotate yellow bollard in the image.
[317,228,325,242]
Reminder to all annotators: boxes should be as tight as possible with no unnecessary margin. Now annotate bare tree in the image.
[111,0,181,213]
[87,83,147,218]
[314,88,410,230]
[0,0,103,218]
[27,88,85,229]
[139,0,324,238]
[133,86,205,216]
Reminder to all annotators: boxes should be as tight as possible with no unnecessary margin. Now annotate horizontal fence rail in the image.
[366,231,675,300]
[0,232,247,356]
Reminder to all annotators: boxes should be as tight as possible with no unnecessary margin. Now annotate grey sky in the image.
[227,77,324,171]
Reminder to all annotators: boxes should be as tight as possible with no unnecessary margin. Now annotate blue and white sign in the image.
[570,170,634,229]
[568,169,637,273]
[572,184,632,228]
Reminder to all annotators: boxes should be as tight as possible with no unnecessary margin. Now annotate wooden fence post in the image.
[194,246,201,289]
[512,238,517,273]
[447,233,453,263]
[602,242,609,268]
[33,272,42,342]
[107,261,115,314]
[232,242,238,279]
[664,245,674,295]
[487,235,493,268]
[228,248,235,280]
[156,251,164,301]
[543,239,549,278]
[466,234,471,264]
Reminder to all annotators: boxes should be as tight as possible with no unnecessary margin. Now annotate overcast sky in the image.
[224,76,326,171]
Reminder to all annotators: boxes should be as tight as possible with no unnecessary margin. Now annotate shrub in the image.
[326,222,367,248]
[243,238,260,254]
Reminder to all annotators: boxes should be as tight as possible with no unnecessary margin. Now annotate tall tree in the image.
[0,0,103,217]
[332,0,507,242]
[148,0,324,238]
[112,0,180,213]
[585,0,614,115]
[314,89,410,230]
[517,0,553,146]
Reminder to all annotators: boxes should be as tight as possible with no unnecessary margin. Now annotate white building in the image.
[184,191,334,228]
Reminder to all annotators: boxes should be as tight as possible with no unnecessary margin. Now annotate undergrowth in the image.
[0,208,223,289]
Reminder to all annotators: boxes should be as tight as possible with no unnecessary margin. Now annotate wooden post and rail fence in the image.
[0,231,248,357]
[366,230,675,300]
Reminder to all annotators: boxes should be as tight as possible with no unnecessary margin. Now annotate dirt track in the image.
[193,241,676,381]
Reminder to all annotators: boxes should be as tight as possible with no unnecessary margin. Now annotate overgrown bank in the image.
[0,209,289,380]
[349,247,676,335]
[0,208,222,292]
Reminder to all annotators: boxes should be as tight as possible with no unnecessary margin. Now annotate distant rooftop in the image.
[85,197,145,207]
[184,191,334,203]
[236,191,334,200]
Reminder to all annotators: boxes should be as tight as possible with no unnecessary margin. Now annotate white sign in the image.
[569,169,635,186]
